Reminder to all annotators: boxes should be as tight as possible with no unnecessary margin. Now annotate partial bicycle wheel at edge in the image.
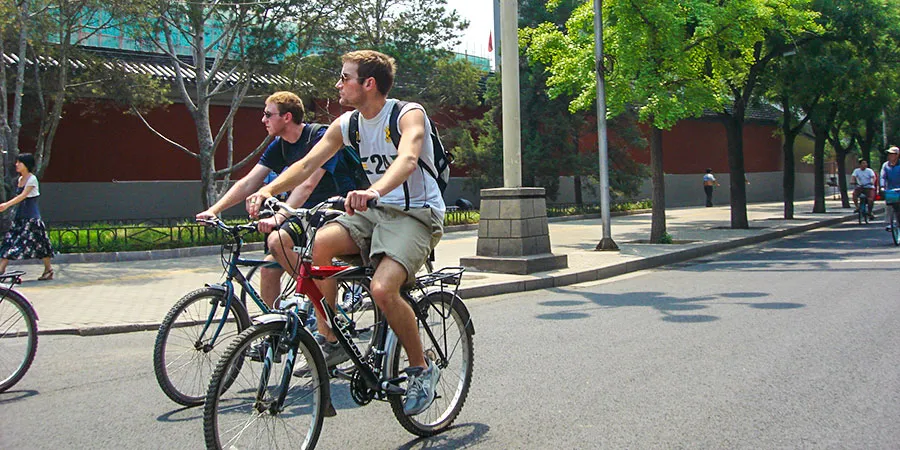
[153,287,251,406]
[892,211,900,246]
[388,291,474,437]
[0,289,38,393]
[204,321,329,450]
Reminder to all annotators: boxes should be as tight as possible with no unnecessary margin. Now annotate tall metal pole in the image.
[500,0,521,188]
[594,0,618,250]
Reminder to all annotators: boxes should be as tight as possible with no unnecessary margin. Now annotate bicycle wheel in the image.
[241,263,295,310]
[387,291,474,436]
[0,289,38,393]
[154,287,250,406]
[892,209,900,246]
[204,322,329,450]
[858,204,864,224]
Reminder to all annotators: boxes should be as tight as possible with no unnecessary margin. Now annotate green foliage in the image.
[454,0,646,201]
[657,232,674,244]
[283,0,481,115]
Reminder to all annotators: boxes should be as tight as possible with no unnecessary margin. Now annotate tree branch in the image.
[131,106,198,159]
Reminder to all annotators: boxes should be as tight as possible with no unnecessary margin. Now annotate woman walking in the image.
[0,154,54,280]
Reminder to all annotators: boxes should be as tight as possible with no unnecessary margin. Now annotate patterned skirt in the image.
[0,218,54,260]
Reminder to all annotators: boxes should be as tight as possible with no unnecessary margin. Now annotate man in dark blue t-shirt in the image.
[197,91,355,308]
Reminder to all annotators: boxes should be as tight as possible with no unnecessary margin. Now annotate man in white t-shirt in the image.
[246,50,443,416]
[851,158,876,218]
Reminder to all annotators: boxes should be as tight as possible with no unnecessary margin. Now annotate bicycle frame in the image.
[194,219,285,349]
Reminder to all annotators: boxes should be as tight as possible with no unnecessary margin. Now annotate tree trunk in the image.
[723,114,749,229]
[649,126,666,242]
[574,175,583,206]
[782,131,796,220]
[811,124,827,213]
[836,149,850,208]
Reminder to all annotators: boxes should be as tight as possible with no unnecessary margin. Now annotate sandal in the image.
[38,269,54,281]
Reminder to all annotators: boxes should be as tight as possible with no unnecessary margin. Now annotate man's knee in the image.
[267,229,293,256]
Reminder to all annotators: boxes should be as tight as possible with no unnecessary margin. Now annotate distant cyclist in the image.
[851,158,876,219]
[879,146,900,231]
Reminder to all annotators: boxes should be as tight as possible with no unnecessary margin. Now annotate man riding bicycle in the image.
[197,91,357,308]
[247,50,444,416]
[851,158,876,220]
[880,146,900,231]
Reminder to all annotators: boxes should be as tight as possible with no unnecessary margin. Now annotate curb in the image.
[38,210,859,336]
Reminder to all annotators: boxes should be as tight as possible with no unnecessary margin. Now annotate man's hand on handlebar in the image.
[246,190,273,218]
[196,209,218,222]
[344,189,379,215]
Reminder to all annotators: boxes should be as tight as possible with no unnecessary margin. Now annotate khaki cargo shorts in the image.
[334,204,443,285]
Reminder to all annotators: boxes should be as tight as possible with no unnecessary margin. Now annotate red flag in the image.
[487,31,493,53]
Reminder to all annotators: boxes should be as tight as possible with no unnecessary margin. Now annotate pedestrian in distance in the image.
[196,91,358,308]
[0,153,54,280]
[703,168,720,207]
[247,49,445,416]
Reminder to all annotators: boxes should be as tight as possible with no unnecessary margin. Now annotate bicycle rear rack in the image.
[413,266,465,299]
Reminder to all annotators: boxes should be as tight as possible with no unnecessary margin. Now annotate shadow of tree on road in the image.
[535,289,803,324]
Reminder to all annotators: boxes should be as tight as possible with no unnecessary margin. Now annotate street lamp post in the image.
[594,0,618,251]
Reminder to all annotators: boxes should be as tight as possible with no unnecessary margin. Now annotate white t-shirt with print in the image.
[339,99,445,215]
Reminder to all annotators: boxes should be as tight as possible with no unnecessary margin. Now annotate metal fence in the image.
[45,203,628,254]
[47,218,265,254]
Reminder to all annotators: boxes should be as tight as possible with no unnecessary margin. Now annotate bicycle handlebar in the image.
[262,196,377,219]
[195,217,259,235]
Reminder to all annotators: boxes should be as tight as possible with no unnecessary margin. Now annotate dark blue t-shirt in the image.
[258,124,356,207]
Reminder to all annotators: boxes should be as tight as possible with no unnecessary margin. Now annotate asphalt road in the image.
[2,221,899,449]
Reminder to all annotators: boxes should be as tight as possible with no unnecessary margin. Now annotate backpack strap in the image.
[348,112,361,153]
[389,101,440,181]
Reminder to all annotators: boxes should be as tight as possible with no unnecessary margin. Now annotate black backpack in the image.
[347,101,451,207]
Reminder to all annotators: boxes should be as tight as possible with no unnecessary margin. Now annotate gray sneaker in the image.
[402,359,441,416]
[321,340,351,368]
[293,333,333,377]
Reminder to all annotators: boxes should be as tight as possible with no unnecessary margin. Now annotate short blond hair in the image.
[265,91,304,124]
[342,50,396,96]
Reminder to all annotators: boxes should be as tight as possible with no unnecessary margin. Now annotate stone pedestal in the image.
[460,187,568,274]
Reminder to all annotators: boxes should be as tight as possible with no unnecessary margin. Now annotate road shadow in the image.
[156,404,202,423]
[397,422,490,449]
[537,290,720,323]
[0,389,39,404]
[536,289,800,323]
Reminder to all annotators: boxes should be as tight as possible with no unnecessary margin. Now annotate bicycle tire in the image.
[387,291,474,437]
[153,287,251,406]
[859,204,864,224]
[204,321,329,450]
[893,211,900,246]
[0,289,38,393]
[241,263,295,309]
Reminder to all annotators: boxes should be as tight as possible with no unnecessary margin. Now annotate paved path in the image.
[6,199,870,334]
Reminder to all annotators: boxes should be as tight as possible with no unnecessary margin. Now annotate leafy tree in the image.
[525,0,741,240]
[705,0,820,227]
[1,0,146,200]
[124,0,344,208]
[282,0,480,118]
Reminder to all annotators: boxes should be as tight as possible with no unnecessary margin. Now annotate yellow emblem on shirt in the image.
[384,125,391,143]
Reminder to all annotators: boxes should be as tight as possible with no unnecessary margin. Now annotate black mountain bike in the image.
[203,198,474,449]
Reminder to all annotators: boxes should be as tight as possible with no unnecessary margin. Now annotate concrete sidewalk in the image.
[8,198,867,335]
